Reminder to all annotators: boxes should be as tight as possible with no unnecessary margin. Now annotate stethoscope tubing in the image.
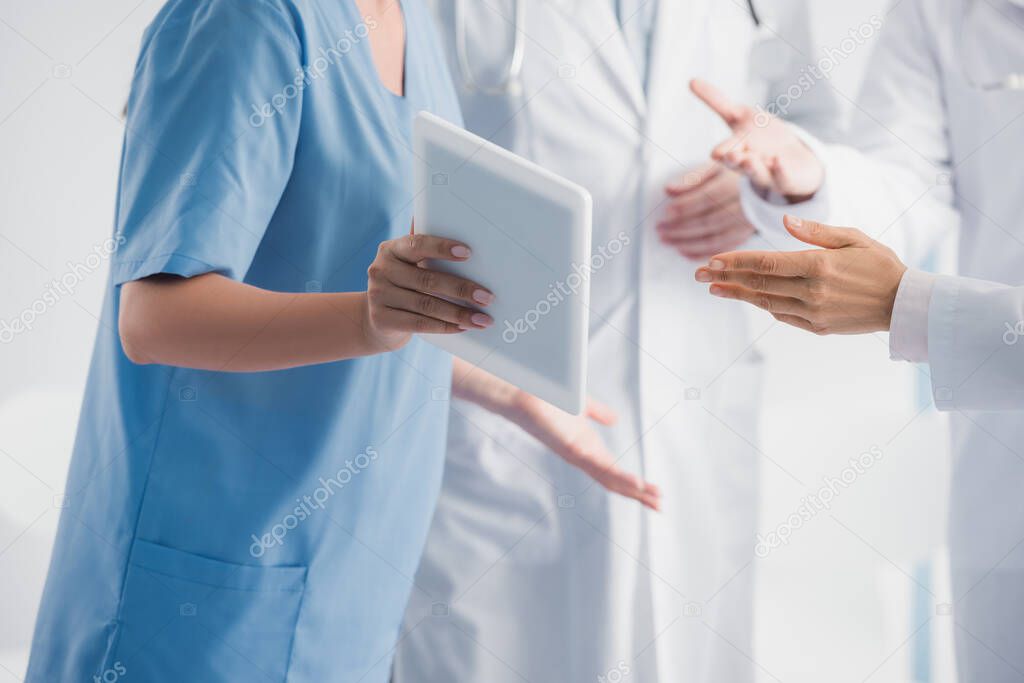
[456,0,762,94]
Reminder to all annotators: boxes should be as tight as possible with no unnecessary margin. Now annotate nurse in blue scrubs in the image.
[25,1,658,681]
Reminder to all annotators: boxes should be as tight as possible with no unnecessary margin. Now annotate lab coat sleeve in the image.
[111,0,303,286]
[742,0,959,267]
[927,276,1024,411]
[889,268,936,363]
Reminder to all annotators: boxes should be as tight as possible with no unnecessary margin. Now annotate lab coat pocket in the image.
[110,540,306,682]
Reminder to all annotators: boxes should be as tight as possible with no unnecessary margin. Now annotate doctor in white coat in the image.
[689,0,1024,679]
[395,1,838,681]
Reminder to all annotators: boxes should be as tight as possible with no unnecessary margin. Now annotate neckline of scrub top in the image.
[352,0,414,107]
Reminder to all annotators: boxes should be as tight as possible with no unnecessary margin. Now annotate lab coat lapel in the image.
[538,0,646,116]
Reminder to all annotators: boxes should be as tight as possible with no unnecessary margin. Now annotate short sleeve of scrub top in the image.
[112,0,303,285]
[25,1,463,682]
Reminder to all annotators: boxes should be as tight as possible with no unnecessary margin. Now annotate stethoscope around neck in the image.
[454,0,763,96]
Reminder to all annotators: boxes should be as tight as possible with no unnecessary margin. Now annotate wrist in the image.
[359,291,410,354]
[450,359,526,419]
[503,387,537,423]
[882,264,909,331]
[355,292,379,354]
[486,382,531,423]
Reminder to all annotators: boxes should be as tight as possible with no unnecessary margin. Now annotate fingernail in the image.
[786,216,802,229]
[451,245,471,258]
[709,285,726,297]
[472,289,494,305]
[471,313,492,327]
[709,259,726,270]
[695,270,712,283]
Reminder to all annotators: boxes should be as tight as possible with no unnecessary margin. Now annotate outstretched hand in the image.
[695,215,907,335]
[689,78,824,202]
[510,394,662,511]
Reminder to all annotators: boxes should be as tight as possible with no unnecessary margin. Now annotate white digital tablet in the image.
[413,112,592,415]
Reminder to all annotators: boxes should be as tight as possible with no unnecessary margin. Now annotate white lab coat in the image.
[923,275,1024,410]
[394,2,837,682]
[739,0,1024,679]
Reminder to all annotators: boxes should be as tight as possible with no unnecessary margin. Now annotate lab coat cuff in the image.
[889,268,937,363]
[738,124,832,249]
[926,275,963,411]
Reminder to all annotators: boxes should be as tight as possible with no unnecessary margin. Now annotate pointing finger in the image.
[690,78,747,128]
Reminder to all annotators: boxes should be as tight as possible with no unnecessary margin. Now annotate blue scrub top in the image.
[27,1,460,681]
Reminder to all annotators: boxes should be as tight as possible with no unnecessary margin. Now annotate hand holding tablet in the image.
[413,112,593,415]
[365,231,496,350]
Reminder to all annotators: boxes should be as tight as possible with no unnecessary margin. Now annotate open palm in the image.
[511,395,662,511]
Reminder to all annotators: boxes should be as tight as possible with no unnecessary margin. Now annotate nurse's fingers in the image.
[695,265,810,299]
[383,260,494,306]
[387,233,474,264]
[374,308,465,335]
[383,289,493,329]
[708,283,808,316]
[579,456,662,511]
[585,398,618,426]
[601,468,662,512]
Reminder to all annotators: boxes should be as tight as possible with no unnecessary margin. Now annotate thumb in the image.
[690,78,746,128]
[783,215,866,249]
[586,398,618,426]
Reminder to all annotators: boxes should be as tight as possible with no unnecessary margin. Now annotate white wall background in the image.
[0,1,954,681]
